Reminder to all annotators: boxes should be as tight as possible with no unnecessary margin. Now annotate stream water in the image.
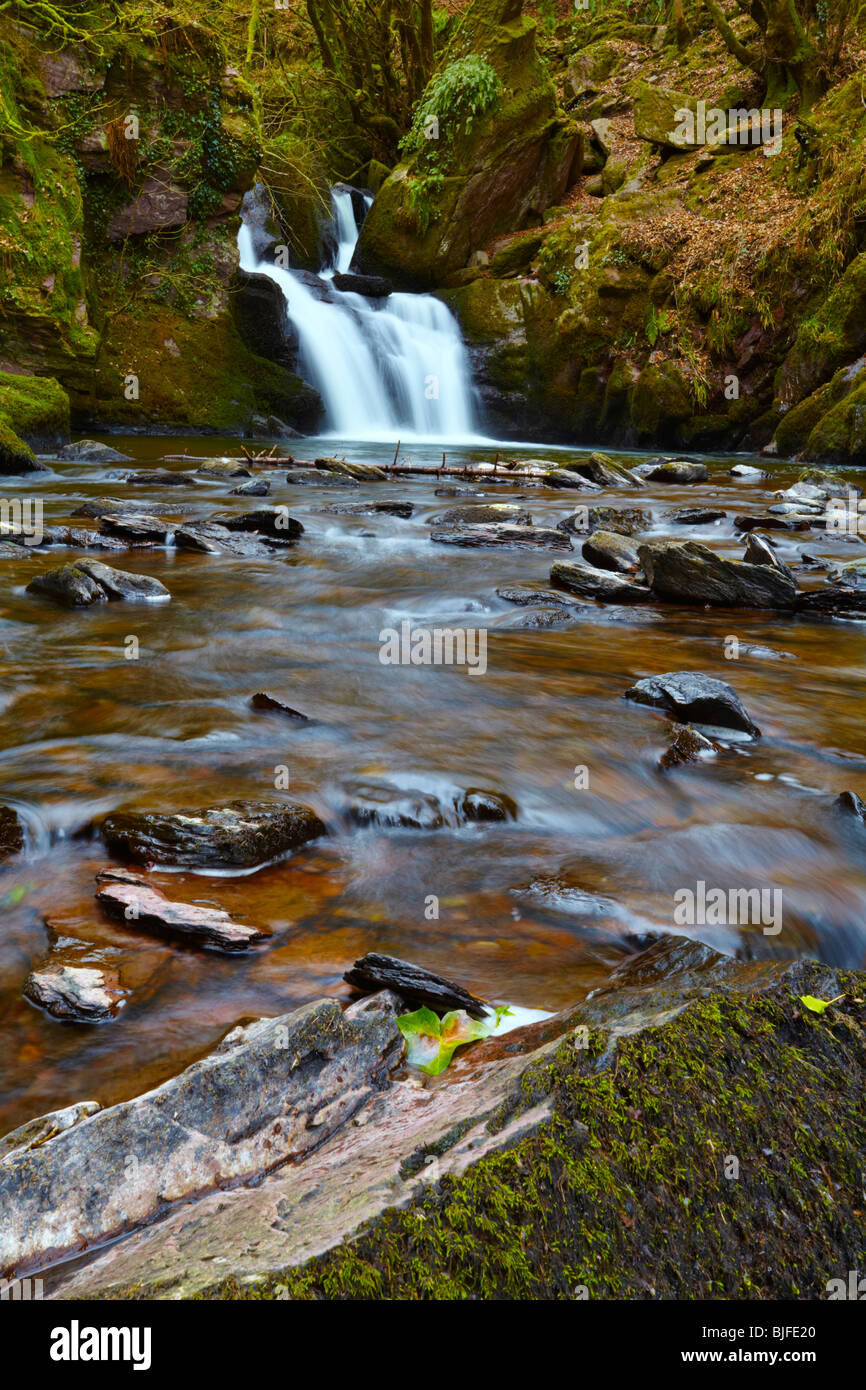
[2,435,866,1134]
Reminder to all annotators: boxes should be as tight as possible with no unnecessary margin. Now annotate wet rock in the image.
[434,485,481,498]
[571,452,644,488]
[543,468,602,490]
[123,470,197,486]
[834,790,866,822]
[461,788,517,822]
[58,440,132,464]
[625,670,760,736]
[197,459,252,479]
[26,563,107,607]
[646,460,708,484]
[671,508,726,525]
[829,558,866,588]
[173,523,285,557]
[250,692,309,721]
[730,464,765,478]
[659,724,717,770]
[431,523,571,550]
[345,781,444,831]
[744,532,795,580]
[550,561,651,603]
[96,872,265,952]
[429,503,531,526]
[323,501,414,518]
[71,498,177,519]
[231,478,271,497]
[313,456,388,481]
[332,271,393,297]
[0,992,403,1274]
[637,540,797,608]
[582,529,640,573]
[559,505,652,538]
[344,952,487,1019]
[74,559,170,602]
[215,507,303,540]
[286,468,359,488]
[98,513,170,544]
[0,1102,101,1163]
[99,799,326,869]
[796,587,866,617]
[24,964,125,1022]
[734,514,809,533]
[499,605,576,629]
[497,585,584,608]
[0,805,25,862]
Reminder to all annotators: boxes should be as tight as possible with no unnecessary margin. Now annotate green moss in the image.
[197,971,866,1300]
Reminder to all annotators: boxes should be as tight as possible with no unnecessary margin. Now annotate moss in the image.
[0,370,69,441]
[629,360,692,441]
[804,379,866,466]
[199,970,866,1300]
[0,417,36,472]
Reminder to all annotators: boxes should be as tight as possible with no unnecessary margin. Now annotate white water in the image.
[238,189,481,442]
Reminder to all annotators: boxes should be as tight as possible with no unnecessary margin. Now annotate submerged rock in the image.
[550,561,651,603]
[637,540,797,608]
[96,870,265,952]
[582,529,640,573]
[432,523,570,550]
[344,952,487,1019]
[497,584,584,608]
[323,501,414,518]
[99,799,326,869]
[24,964,125,1022]
[625,670,760,736]
[345,782,444,831]
[0,805,25,862]
[659,724,717,770]
[429,503,531,526]
[122,469,198,486]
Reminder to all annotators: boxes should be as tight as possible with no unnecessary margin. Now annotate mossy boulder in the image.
[633,82,701,149]
[0,371,68,470]
[629,360,693,441]
[776,251,866,409]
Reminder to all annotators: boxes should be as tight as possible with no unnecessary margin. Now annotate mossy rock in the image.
[804,379,866,465]
[777,251,866,408]
[261,132,333,272]
[629,360,693,440]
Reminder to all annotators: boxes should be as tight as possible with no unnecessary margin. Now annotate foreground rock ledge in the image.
[3,937,861,1300]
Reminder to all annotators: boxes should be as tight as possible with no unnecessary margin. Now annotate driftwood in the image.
[344,952,488,1019]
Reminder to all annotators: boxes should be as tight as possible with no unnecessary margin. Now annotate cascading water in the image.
[238,188,481,441]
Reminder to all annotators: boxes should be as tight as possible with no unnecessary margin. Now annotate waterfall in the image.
[238,189,480,442]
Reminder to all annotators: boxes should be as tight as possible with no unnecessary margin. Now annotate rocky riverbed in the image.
[1,436,866,1293]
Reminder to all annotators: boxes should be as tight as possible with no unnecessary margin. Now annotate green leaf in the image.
[799,994,831,1014]
[398,1004,502,1075]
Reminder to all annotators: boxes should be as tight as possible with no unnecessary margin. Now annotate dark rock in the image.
[26,563,107,607]
[625,670,760,736]
[215,507,303,540]
[0,805,25,862]
[582,530,640,573]
[645,460,708,484]
[123,470,197,486]
[250,692,309,721]
[659,724,717,770]
[558,505,652,537]
[324,501,414,518]
[431,523,571,550]
[497,584,584,607]
[434,486,482,498]
[550,561,651,602]
[0,992,403,1273]
[74,559,170,602]
[231,478,271,497]
[744,532,795,580]
[71,498,178,519]
[834,790,866,821]
[734,514,810,532]
[173,523,283,557]
[796,587,866,617]
[98,513,170,544]
[231,268,299,372]
[345,782,444,831]
[543,468,601,490]
[332,272,393,297]
[671,508,726,525]
[286,468,359,488]
[59,440,133,464]
[344,952,487,1020]
[24,965,125,1022]
[637,540,797,608]
[429,503,531,526]
[108,178,187,239]
[96,872,265,952]
[460,789,517,823]
[99,799,326,869]
[571,452,644,488]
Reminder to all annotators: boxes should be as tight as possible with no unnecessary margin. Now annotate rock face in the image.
[99,800,326,869]
[22,938,865,1300]
[625,670,760,736]
[24,965,125,1022]
[0,993,403,1276]
[637,540,797,609]
[96,870,265,952]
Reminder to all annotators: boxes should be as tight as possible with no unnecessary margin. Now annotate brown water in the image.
[2,435,866,1135]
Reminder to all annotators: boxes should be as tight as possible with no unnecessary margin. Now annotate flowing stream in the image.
[237,188,479,441]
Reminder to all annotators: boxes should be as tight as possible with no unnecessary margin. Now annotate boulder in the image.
[98,514,170,544]
[123,470,197,486]
[231,268,299,372]
[24,965,125,1022]
[197,459,252,479]
[645,460,708,484]
[332,272,393,297]
[231,478,271,497]
[95,871,265,952]
[74,559,170,602]
[286,468,359,488]
[744,533,794,580]
[625,670,760,736]
[99,799,326,869]
[572,451,644,488]
[108,177,188,240]
[59,440,133,464]
[215,507,303,540]
[582,530,640,573]
[637,540,797,608]
[429,503,531,526]
[26,563,108,607]
[550,561,651,603]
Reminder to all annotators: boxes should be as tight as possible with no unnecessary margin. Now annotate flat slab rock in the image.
[173,522,293,556]
[99,799,326,869]
[550,560,651,603]
[29,937,838,1300]
[429,503,531,526]
[431,523,571,550]
[95,869,265,951]
[638,540,797,608]
[625,670,760,736]
[24,965,125,1022]
[344,953,488,1020]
